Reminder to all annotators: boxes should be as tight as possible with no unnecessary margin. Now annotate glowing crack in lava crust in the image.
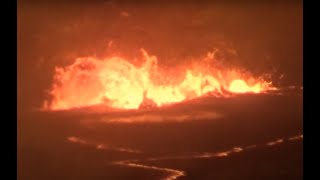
[44,49,275,110]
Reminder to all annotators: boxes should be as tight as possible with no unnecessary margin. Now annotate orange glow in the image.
[44,49,275,110]
[267,139,284,146]
[229,79,262,93]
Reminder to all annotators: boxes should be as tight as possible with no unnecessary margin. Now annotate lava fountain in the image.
[43,49,275,111]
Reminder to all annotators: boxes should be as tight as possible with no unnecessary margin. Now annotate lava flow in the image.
[67,134,303,180]
[44,49,275,111]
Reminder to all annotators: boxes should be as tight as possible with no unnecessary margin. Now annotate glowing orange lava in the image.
[44,49,275,110]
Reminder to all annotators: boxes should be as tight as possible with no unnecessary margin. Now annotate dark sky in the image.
[17,1,302,111]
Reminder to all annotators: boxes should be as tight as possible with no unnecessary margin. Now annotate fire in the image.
[229,79,262,93]
[44,49,275,110]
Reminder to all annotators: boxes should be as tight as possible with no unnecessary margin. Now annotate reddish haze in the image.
[17,1,302,111]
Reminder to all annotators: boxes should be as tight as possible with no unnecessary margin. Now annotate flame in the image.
[44,49,274,110]
[229,79,262,93]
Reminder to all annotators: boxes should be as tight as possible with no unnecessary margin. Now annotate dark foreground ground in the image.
[18,90,303,180]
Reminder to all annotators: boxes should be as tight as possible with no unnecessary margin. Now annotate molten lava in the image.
[44,49,274,110]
